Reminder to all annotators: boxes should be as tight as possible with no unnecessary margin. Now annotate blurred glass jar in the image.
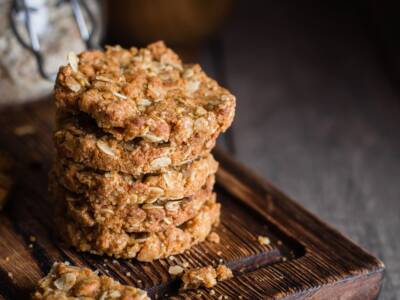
[0,0,103,106]
[105,0,232,46]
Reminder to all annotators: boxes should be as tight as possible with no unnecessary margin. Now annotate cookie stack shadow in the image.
[49,41,235,262]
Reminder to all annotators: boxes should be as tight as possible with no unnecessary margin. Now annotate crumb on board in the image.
[207,232,220,243]
[169,265,184,276]
[181,261,189,268]
[180,265,233,290]
[257,235,271,245]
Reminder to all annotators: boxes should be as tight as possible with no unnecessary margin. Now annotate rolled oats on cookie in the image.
[54,41,235,144]
[57,199,220,261]
[54,113,216,176]
[53,153,218,205]
[51,175,216,233]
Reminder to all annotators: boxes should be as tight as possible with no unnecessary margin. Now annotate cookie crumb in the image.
[168,265,184,276]
[7,272,13,279]
[181,261,189,268]
[209,289,216,296]
[181,264,233,290]
[216,265,233,281]
[29,235,37,242]
[258,235,271,245]
[207,232,220,243]
[126,272,131,277]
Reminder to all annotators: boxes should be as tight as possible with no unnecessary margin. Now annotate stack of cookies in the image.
[50,41,236,262]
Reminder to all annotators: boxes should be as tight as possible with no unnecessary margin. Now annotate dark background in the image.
[110,1,399,298]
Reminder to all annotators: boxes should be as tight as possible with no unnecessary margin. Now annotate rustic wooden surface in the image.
[197,1,399,299]
[0,100,384,299]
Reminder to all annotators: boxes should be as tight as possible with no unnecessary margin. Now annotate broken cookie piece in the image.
[181,264,233,290]
[32,262,149,300]
[206,232,220,244]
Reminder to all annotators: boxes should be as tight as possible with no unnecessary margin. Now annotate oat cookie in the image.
[54,41,236,143]
[54,114,216,176]
[53,153,218,205]
[32,262,149,300]
[57,199,221,261]
[51,175,215,233]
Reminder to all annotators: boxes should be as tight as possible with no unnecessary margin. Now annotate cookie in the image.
[53,153,218,205]
[32,262,149,299]
[51,175,215,233]
[54,113,216,176]
[54,41,236,143]
[57,198,221,261]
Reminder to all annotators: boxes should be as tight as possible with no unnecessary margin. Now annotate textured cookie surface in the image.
[54,41,236,143]
[51,175,215,233]
[32,262,149,299]
[53,153,218,205]
[57,199,220,262]
[54,114,216,176]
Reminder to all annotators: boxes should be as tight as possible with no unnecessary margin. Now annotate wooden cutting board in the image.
[0,100,384,299]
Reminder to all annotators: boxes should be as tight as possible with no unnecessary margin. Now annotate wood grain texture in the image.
[208,1,399,298]
[0,100,384,299]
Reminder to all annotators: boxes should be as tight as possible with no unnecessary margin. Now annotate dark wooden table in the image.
[199,1,399,299]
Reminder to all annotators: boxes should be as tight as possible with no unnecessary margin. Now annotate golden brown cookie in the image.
[54,41,235,143]
[32,262,149,300]
[57,198,220,262]
[54,113,216,176]
[53,153,218,205]
[51,175,215,233]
